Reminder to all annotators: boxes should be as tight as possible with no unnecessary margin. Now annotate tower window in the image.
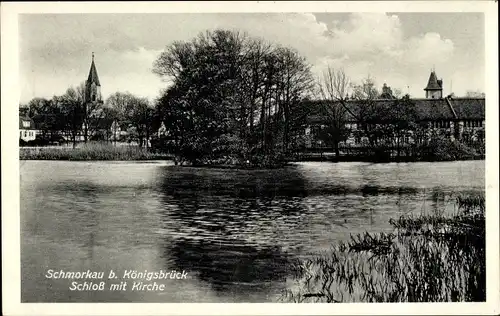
[92,95,96,102]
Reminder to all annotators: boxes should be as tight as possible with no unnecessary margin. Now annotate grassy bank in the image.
[20,142,172,161]
[281,193,485,302]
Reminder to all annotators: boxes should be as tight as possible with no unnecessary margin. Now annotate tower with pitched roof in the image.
[424,70,443,99]
[84,52,102,104]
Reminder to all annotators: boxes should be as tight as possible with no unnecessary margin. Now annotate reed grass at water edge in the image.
[281,193,486,302]
[20,142,170,161]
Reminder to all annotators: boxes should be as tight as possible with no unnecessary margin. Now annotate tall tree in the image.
[316,66,352,158]
[124,97,155,147]
[105,91,137,145]
[153,29,313,166]
[59,85,85,148]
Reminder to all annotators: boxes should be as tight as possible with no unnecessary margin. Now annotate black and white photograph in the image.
[2,1,499,315]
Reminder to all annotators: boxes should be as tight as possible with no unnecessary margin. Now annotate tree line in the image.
[21,28,485,163]
[151,29,430,165]
[19,84,157,148]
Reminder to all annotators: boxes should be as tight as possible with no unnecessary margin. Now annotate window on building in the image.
[92,95,96,102]
[22,121,30,128]
[20,131,22,138]
[24,131,27,137]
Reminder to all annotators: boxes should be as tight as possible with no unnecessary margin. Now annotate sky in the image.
[19,12,485,104]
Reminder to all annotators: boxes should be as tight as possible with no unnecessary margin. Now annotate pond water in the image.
[20,160,484,302]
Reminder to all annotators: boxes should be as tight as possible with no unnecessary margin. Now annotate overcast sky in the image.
[19,12,484,103]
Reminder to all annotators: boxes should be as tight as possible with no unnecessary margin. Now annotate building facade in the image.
[19,116,37,142]
[305,71,485,151]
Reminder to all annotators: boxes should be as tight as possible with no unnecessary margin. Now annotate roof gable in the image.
[424,71,442,91]
[19,116,36,130]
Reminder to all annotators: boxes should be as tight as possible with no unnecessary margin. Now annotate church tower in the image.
[424,70,443,99]
[84,52,102,103]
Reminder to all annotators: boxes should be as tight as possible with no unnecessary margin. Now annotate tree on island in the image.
[152,29,314,167]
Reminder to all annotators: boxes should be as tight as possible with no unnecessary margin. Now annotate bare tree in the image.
[316,66,352,158]
[465,90,485,98]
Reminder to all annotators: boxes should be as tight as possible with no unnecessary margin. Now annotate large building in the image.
[305,70,485,150]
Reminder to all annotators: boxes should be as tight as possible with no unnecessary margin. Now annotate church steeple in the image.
[85,52,102,103]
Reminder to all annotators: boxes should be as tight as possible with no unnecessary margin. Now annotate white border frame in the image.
[2,2,499,315]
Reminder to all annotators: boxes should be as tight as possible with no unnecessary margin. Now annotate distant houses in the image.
[20,57,485,156]
[19,53,131,146]
[19,116,37,142]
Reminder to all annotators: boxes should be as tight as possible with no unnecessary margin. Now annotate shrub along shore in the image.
[281,193,485,302]
[19,140,484,164]
[19,142,171,161]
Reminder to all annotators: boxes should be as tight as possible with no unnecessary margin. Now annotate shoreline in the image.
[19,143,485,165]
[19,157,485,164]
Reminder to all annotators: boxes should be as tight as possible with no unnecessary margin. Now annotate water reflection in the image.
[155,166,306,298]
[20,160,485,302]
[164,238,290,295]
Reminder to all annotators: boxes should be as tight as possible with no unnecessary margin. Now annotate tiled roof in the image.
[305,97,485,123]
[448,98,485,120]
[424,71,442,90]
[413,99,455,120]
[19,116,36,130]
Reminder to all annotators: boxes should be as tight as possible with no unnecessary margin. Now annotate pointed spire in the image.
[424,71,441,91]
[87,52,100,86]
